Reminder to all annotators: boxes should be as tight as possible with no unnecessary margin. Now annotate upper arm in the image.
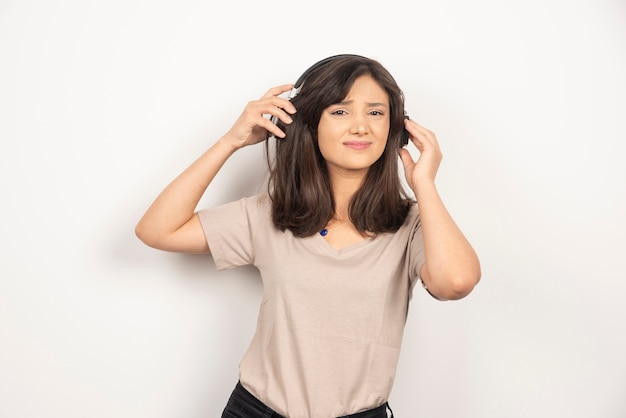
[136,213,210,254]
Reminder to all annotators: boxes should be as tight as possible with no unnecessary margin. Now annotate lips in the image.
[343,141,371,150]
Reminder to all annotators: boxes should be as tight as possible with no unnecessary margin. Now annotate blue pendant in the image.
[320,228,328,236]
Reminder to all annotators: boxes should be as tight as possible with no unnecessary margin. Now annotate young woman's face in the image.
[317,75,390,178]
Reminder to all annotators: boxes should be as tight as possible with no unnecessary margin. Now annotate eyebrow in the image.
[333,100,389,107]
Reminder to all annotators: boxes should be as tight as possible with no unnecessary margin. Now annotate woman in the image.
[135,54,481,417]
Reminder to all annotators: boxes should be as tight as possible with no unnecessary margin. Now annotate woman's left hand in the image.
[398,119,443,195]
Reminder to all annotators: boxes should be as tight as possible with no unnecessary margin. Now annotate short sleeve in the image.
[197,195,268,270]
[406,207,426,294]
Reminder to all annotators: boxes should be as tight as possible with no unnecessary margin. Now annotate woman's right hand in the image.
[223,84,298,149]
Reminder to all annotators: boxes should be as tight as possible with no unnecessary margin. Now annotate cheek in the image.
[374,142,388,160]
[316,136,333,161]
[316,121,336,155]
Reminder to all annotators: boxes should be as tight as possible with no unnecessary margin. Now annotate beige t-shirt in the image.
[198,194,425,417]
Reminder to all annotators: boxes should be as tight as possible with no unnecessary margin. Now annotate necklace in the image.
[320,219,349,236]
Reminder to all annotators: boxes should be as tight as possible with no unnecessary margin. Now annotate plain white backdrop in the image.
[1,0,625,417]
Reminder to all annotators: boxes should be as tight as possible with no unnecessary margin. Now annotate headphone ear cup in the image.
[400,112,410,147]
[400,128,409,147]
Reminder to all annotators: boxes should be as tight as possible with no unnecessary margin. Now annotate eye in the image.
[369,110,385,116]
[331,109,348,116]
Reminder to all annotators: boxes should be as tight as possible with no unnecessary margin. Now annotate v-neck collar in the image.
[309,233,374,257]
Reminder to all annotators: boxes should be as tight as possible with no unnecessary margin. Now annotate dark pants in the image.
[221,382,394,418]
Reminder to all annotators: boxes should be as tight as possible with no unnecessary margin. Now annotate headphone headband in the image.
[285,54,367,100]
[293,54,368,89]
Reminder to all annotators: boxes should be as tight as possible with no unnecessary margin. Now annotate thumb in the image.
[397,148,414,171]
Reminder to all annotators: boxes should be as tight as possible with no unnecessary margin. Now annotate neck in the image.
[328,170,365,218]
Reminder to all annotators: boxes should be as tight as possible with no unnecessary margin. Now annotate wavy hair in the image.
[266,54,414,237]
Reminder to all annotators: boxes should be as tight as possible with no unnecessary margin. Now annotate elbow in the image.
[444,259,481,300]
[135,221,159,249]
[135,222,149,245]
[427,266,481,301]
[444,273,479,300]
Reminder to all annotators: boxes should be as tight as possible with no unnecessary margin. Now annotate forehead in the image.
[342,75,389,103]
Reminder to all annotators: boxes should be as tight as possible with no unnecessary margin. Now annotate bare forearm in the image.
[415,182,481,300]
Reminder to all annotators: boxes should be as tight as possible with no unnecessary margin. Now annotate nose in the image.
[351,113,368,135]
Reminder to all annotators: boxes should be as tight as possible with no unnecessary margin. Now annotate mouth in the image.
[343,141,372,150]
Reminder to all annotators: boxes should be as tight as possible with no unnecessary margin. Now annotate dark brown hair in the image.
[266,54,414,237]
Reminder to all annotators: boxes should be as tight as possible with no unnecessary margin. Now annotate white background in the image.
[1,0,625,417]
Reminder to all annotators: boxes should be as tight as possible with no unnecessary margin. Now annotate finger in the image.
[253,95,297,117]
[260,113,292,138]
[407,120,439,144]
[397,148,415,170]
[405,120,439,150]
[407,119,434,134]
[404,122,425,152]
[267,106,294,125]
[245,97,295,122]
[257,97,296,125]
[271,97,297,115]
[261,84,295,99]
